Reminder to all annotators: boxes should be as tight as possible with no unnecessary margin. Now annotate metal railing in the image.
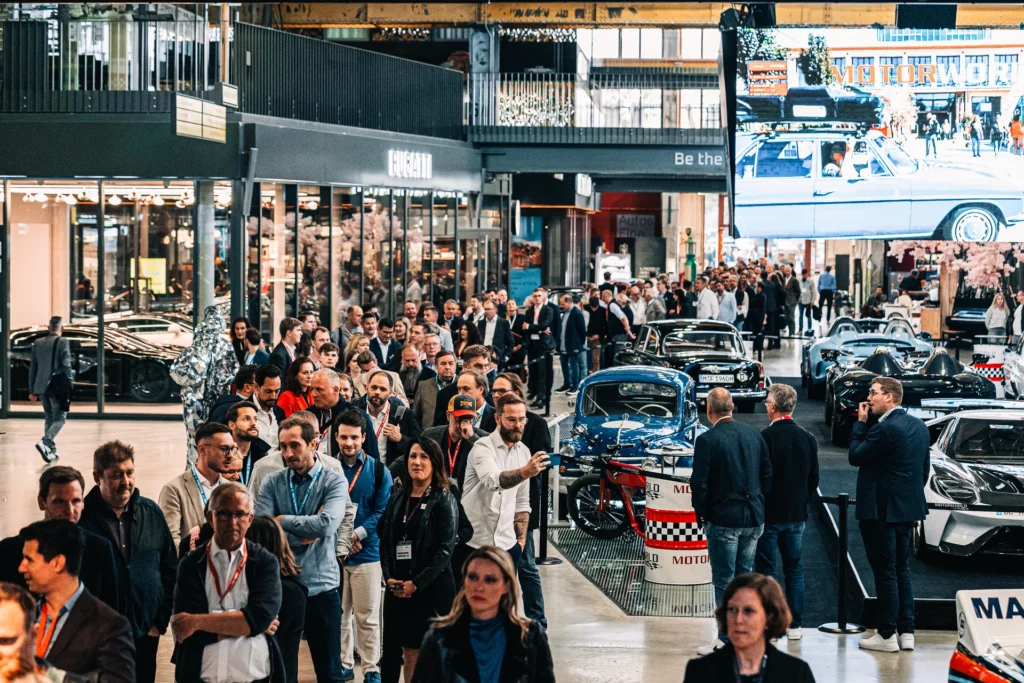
[468,72,721,129]
[233,23,464,140]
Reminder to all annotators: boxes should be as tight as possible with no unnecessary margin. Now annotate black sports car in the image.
[825,347,995,446]
[10,325,181,403]
[615,319,768,412]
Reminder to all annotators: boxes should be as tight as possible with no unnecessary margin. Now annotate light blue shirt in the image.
[38,580,85,657]
[878,407,898,423]
[254,458,349,596]
[717,291,737,324]
[818,271,836,291]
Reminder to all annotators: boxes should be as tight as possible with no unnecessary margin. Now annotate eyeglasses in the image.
[213,510,250,521]
[202,445,235,455]
[491,388,511,396]
[500,416,528,426]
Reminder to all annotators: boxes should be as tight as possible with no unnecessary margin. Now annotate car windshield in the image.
[950,419,1024,462]
[870,135,918,175]
[828,318,887,336]
[661,330,743,354]
[581,382,677,419]
[840,340,914,355]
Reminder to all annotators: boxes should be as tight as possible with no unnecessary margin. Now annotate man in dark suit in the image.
[359,370,422,466]
[782,265,802,337]
[17,519,135,683]
[269,317,303,375]
[754,384,819,641]
[241,328,271,366]
[0,467,120,612]
[524,288,556,409]
[554,294,588,394]
[170,482,283,683]
[849,376,930,654]
[478,300,514,370]
[442,299,465,337]
[208,364,260,425]
[372,318,401,368]
[691,387,772,655]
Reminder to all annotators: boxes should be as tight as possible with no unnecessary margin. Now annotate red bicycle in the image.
[565,444,649,539]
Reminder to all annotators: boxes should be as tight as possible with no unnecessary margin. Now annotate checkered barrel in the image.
[643,467,711,585]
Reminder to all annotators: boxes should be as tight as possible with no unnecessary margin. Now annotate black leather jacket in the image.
[380,487,460,589]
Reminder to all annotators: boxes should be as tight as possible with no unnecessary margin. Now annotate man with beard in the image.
[79,441,176,683]
[224,402,271,488]
[460,394,549,578]
[158,422,235,550]
[17,521,134,683]
[403,300,420,323]
[359,371,421,466]
[413,350,456,430]
[208,365,259,425]
[252,365,283,449]
[397,346,426,398]
[353,352,408,406]
[308,369,379,462]
[254,417,350,683]
[0,468,119,612]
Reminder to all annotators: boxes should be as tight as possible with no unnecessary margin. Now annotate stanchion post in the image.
[818,492,865,635]
[536,468,562,566]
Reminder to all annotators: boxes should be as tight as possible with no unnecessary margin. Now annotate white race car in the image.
[917,400,1024,558]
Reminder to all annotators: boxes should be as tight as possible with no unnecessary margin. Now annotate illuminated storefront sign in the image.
[387,150,433,180]
[831,62,1016,87]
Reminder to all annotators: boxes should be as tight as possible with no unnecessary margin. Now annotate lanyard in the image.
[35,605,63,658]
[289,467,322,515]
[373,402,391,440]
[347,459,365,494]
[206,542,248,606]
[241,455,253,487]
[732,653,768,683]
[190,465,210,506]
[403,487,431,526]
[447,435,460,474]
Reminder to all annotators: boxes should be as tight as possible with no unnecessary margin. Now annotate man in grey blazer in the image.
[29,316,72,463]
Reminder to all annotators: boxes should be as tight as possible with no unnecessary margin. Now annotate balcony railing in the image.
[467,72,721,144]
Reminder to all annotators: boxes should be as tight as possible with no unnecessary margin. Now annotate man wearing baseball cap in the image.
[388,394,485,492]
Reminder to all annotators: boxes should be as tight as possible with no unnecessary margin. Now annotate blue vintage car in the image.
[558,366,704,483]
[800,316,932,399]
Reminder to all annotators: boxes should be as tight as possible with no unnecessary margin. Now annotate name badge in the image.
[396,541,412,561]
[530,334,540,340]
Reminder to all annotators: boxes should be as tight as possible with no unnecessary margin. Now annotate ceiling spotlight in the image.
[108,194,122,206]
[151,195,165,206]
[306,200,319,211]
[22,193,32,202]
[33,193,48,202]
[65,194,78,205]
[175,200,185,208]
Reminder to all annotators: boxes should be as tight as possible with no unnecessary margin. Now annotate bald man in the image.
[691,387,773,655]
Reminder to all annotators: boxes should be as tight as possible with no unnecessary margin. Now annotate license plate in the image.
[699,374,733,383]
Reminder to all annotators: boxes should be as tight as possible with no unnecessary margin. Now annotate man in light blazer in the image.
[411,350,457,430]
[158,423,234,550]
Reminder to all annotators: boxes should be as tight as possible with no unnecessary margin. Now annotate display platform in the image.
[548,526,715,618]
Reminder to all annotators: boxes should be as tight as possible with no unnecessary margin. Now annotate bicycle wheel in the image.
[567,474,632,539]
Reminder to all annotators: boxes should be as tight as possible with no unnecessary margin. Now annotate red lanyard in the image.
[207,542,248,605]
[447,435,460,474]
[347,460,365,494]
[374,402,391,440]
[35,605,59,658]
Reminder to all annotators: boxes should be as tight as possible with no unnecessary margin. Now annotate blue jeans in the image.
[925,135,937,157]
[754,521,806,627]
[971,136,981,156]
[305,589,346,682]
[860,521,915,639]
[570,350,588,389]
[518,533,547,629]
[706,522,763,638]
[40,392,67,449]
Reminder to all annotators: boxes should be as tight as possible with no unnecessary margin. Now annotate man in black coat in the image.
[849,376,930,653]
[18,519,135,683]
[691,387,772,654]
[171,482,285,683]
[477,300,515,370]
[523,288,556,408]
[78,441,177,683]
[554,294,588,394]
[208,365,260,425]
[753,384,819,639]
[269,317,303,375]
[358,371,422,466]
[0,466,120,612]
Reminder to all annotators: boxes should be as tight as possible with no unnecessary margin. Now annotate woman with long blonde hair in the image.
[412,546,555,683]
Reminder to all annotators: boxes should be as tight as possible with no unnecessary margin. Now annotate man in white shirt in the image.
[460,394,549,573]
[627,286,647,330]
[695,277,720,320]
[716,281,737,325]
[170,482,280,683]
[252,365,282,450]
[466,296,486,325]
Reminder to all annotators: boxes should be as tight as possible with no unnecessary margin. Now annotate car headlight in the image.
[736,370,750,382]
[560,445,576,460]
[930,471,979,505]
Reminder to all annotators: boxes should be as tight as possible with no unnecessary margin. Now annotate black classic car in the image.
[10,325,181,403]
[825,346,995,446]
[615,319,768,412]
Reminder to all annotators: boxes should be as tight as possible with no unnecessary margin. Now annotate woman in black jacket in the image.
[684,573,815,683]
[413,545,555,683]
[246,516,307,683]
[380,437,460,683]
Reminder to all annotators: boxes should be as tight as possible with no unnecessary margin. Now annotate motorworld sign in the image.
[831,62,1017,88]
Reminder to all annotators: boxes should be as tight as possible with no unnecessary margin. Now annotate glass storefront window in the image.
[257,183,295,344]
[331,186,360,326]
[406,193,428,308]
[298,185,331,326]
[212,181,232,309]
[363,188,402,318]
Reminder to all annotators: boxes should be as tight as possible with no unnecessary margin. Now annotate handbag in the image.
[46,337,72,411]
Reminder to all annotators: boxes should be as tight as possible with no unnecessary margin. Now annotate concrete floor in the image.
[0,337,960,682]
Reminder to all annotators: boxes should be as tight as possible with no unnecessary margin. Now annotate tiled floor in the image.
[0,338,960,682]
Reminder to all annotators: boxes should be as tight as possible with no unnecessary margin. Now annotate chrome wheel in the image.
[945,207,999,241]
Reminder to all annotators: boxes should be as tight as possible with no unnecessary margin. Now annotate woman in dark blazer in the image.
[379,437,460,683]
[246,516,307,683]
[684,573,816,683]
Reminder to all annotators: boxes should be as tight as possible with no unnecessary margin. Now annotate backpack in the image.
[46,337,72,411]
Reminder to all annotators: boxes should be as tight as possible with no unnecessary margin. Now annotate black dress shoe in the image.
[530,400,546,409]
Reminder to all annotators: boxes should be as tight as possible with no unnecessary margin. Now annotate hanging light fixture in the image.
[64,194,78,205]
[151,195,165,207]
[306,200,318,211]
[108,194,122,206]
[33,192,48,203]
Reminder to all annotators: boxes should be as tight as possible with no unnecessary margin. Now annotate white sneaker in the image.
[859,633,899,653]
[899,633,915,651]
[696,638,726,656]
[787,627,803,640]
[35,441,57,464]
